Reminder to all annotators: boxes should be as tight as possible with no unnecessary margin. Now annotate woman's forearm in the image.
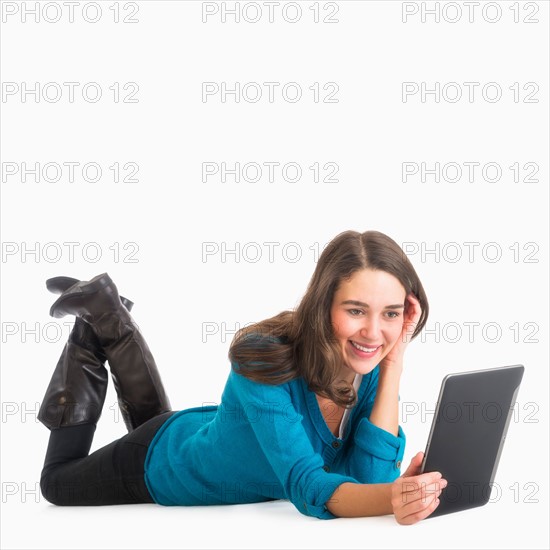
[368,366,402,436]
[325,482,393,518]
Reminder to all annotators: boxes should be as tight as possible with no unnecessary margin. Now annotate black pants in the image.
[40,411,178,506]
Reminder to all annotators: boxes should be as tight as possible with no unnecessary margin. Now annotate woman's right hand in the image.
[391,451,447,525]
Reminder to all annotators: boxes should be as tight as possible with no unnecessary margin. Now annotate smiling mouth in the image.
[349,340,381,353]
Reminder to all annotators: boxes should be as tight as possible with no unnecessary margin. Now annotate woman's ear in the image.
[404,292,415,316]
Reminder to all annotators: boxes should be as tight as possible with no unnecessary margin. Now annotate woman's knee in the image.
[40,467,69,506]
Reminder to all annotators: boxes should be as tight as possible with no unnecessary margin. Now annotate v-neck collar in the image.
[301,372,369,445]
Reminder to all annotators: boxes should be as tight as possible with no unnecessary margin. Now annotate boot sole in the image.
[49,273,113,318]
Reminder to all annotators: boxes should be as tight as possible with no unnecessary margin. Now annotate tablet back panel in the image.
[421,364,524,518]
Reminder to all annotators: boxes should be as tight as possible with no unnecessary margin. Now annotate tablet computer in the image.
[419,364,524,518]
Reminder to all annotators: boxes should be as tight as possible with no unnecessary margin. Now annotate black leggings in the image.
[40,411,178,506]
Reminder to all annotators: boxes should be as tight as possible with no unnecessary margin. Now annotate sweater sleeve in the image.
[229,367,361,520]
[345,367,406,484]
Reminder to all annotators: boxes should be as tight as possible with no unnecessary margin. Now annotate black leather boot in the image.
[49,273,172,432]
[37,319,108,430]
[39,276,135,431]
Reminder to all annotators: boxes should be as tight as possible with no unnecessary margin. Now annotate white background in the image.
[1,0,548,548]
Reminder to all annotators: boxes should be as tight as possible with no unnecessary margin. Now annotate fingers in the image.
[399,472,444,494]
[393,473,448,525]
[401,451,424,477]
[401,477,446,496]
[398,492,441,525]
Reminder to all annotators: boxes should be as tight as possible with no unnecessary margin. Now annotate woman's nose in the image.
[360,319,381,340]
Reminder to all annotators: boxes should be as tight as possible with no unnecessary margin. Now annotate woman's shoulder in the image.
[229,360,295,388]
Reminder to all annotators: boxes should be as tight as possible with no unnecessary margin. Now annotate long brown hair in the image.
[227,230,429,408]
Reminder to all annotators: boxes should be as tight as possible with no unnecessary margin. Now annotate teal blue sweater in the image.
[144,362,406,520]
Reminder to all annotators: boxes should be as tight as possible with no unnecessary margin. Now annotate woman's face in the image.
[330,268,407,382]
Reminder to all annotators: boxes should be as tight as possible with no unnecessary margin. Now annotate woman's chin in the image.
[343,358,379,377]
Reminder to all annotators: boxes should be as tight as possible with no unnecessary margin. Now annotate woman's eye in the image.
[348,309,363,316]
[386,311,400,319]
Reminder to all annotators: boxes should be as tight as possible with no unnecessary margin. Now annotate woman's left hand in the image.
[379,293,422,371]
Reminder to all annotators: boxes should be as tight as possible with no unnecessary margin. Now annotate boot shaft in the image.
[38,338,108,429]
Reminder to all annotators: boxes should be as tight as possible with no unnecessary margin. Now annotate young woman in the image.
[38,229,447,525]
